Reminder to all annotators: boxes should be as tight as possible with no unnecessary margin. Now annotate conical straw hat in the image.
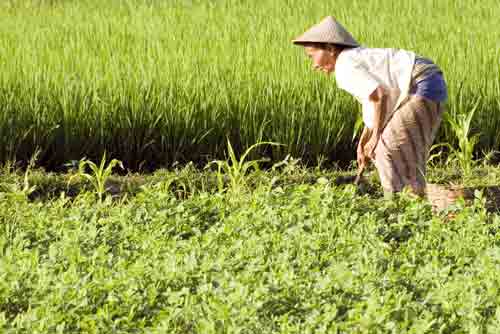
[292,16,359,47]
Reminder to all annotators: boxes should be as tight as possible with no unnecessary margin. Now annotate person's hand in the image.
[364,135,380,159]
[357,143,370,169]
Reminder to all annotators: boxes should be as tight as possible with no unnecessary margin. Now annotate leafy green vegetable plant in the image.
[2,161,500,333]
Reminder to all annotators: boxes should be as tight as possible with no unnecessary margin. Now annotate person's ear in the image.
[327,45,337,57]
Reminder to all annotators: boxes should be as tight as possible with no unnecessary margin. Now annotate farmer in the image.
[293,16,447,197]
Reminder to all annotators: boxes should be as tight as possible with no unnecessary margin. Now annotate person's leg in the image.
[374,98,417,194]
[410,96,442,195]
[373,95,442,197]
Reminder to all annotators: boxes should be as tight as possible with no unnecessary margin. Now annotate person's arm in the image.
[365,85,388,158]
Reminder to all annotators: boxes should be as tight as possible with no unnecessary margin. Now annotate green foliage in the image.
[445,104,480,177]
[352,110,364,143]
[0,0,499,168]
[206,139,282,194]
[0,151,39,200]
[431,105,480,178]
[2,164,500,332]
[70,152,124,202]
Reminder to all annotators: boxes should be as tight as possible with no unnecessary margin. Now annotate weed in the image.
[69,152,124,202]
[206,139,282,193]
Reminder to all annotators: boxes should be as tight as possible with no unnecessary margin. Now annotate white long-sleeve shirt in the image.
[335,47,416,129]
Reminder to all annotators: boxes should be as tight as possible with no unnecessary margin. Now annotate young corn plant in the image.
[70,152,124,202]
[206,139,282,193]
[430,102,480,177]
[445,102,480,177]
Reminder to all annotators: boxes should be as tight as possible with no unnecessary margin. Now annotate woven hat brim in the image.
[292,16,360,48]
[292,38,359,47]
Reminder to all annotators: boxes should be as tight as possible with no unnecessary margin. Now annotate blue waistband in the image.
[411,57,448,102]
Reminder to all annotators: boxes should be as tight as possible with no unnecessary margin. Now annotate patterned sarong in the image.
[373,63,444,195]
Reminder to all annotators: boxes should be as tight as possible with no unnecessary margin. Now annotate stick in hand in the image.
[354,160,366,185]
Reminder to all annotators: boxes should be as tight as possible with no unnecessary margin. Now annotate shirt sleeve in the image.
[335,57,381,101]
[361,100,375,129]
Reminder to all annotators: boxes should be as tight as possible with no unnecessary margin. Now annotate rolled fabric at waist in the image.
[410,56,448,102]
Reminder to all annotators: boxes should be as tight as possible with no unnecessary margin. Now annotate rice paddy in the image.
[1,0,500,169]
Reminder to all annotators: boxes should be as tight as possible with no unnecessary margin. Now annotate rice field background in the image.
[1,0,500,170]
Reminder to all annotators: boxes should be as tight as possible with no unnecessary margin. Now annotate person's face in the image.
[304,45,336,74]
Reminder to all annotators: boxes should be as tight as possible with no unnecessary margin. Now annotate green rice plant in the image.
[0,0,499,168]
[351,109,364,142]
[70,152,123,202]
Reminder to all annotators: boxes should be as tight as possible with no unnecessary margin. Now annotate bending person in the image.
[293,16,448,197]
